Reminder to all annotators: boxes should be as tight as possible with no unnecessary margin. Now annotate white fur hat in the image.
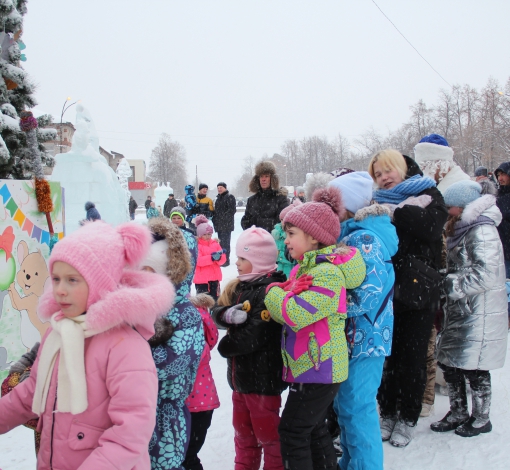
[414,134,454,163]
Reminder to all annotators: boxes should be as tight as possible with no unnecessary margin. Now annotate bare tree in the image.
[147,133,188,196]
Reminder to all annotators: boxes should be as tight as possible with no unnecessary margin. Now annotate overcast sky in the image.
[23,0,510,191]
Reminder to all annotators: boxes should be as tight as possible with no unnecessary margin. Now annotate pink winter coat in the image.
[193,238,226,284]
[185,306,220,412]
[0,270,175,470]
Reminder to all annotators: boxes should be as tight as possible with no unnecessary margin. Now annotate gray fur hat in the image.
[249,161,280,193]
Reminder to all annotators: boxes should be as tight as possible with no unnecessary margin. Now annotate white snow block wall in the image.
[51,105,129,234]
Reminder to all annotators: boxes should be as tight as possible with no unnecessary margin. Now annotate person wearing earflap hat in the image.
[241,161,289,233]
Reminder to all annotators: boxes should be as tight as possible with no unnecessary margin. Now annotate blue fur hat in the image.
[443,180,482,208]
[418,134,449,146]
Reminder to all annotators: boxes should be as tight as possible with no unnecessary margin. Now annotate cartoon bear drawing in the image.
[8,240,50,348]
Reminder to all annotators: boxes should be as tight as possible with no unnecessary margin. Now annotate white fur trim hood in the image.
[461,194,501,225]
[414,141,454,163]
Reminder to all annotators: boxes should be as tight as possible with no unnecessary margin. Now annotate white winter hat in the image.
[328,171,373,214]
[141,240,168,276]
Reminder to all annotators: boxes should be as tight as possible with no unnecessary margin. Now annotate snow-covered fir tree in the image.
[0,0,56,179]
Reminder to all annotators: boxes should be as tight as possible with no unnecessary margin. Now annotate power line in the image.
[370,0,451,88]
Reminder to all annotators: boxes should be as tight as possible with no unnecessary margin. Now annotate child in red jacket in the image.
[183,293,220,470]
[194,215,225,300]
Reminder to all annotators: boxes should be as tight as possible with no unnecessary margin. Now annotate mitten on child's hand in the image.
[211,251,223,261]
[396,195,432,209]
[222,304,248,324]
[284,274,314,294]
[265,279,291,294]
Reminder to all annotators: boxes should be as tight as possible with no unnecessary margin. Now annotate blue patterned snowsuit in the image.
[150,230,205,470]
[333,207,398,470]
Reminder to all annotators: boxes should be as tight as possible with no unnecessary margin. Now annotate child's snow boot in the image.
[379,415,397,441]
[455,376,492,437]
[389,419,415,448]
[431,380,469,432]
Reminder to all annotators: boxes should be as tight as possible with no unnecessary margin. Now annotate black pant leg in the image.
[377,304,435,425]
[195,284,209,295]
[279,382,340,470]
[182,410,214,470]
[218,231,232,263]
[208,281,220,301]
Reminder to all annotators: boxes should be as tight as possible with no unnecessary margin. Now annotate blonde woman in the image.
[368,149,447,447]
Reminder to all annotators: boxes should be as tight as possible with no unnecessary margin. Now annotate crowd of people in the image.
[0,133,509,470]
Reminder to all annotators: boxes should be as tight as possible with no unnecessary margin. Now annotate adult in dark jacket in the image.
[129,196,138,220]
[213,182,237,266]
[495,162,510,278]
[163,193,178,218]
[369,149,448,448]
[241,161,289,233]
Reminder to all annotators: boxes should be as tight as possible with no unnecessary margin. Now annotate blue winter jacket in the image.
[339,205,398,359]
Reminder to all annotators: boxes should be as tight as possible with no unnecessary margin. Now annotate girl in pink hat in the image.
[212,226,288,470]
[194,215,226,300]
[0,221,175,469]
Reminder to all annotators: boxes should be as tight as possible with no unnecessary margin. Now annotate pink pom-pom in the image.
[194,214,209,226]
[116,223,152,267]
[312,186,345,219]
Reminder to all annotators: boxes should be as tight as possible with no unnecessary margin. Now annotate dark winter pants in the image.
[182,410,214,470]
[279,382,340,470]
[217,231,232,264]
[195,281,220,301]
[377,304,436,425]
[232,391,283,470]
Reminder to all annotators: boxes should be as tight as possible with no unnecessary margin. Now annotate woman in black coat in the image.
[369,149,447,448]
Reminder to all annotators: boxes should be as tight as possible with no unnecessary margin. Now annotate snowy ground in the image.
[1,212,510,469]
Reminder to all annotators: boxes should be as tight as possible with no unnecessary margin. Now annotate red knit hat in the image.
[283,186,344,246]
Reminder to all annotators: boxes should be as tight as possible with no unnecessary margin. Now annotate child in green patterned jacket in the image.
[265,186,366,470]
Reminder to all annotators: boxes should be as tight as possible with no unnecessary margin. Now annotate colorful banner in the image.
[0,180,64,382]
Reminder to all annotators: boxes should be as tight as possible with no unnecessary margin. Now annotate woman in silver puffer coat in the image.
[432,180,508,438]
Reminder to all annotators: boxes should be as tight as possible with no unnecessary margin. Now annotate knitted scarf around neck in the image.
[32,313,103,417]
[372,175,436,204]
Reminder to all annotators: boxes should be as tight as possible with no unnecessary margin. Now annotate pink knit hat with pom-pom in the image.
[38,221,176,340]
[47,221,152,309]
[283,186,344,246]
[195,214,213,237]
[279,197,303,221]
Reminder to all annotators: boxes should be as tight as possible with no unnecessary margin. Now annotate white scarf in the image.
[32,314,102,416]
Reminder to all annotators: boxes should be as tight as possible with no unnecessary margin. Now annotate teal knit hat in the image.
[443,180,481,208]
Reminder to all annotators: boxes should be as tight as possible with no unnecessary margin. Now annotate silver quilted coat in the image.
[437,195,508,370]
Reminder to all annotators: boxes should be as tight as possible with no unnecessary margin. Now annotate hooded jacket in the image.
[241,161,289,233]
[391,156,448,308]
[437,195,507,370]
[0,270,175,470]
[212,272,288,395]
[495,162,510,260]
[145,218,205,470]
[340,204,398,358]
[265,245,366,384]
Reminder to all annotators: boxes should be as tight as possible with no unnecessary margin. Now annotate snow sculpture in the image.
[116,157,132,220]
[50,104,129,234]
[154,182,173,212]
